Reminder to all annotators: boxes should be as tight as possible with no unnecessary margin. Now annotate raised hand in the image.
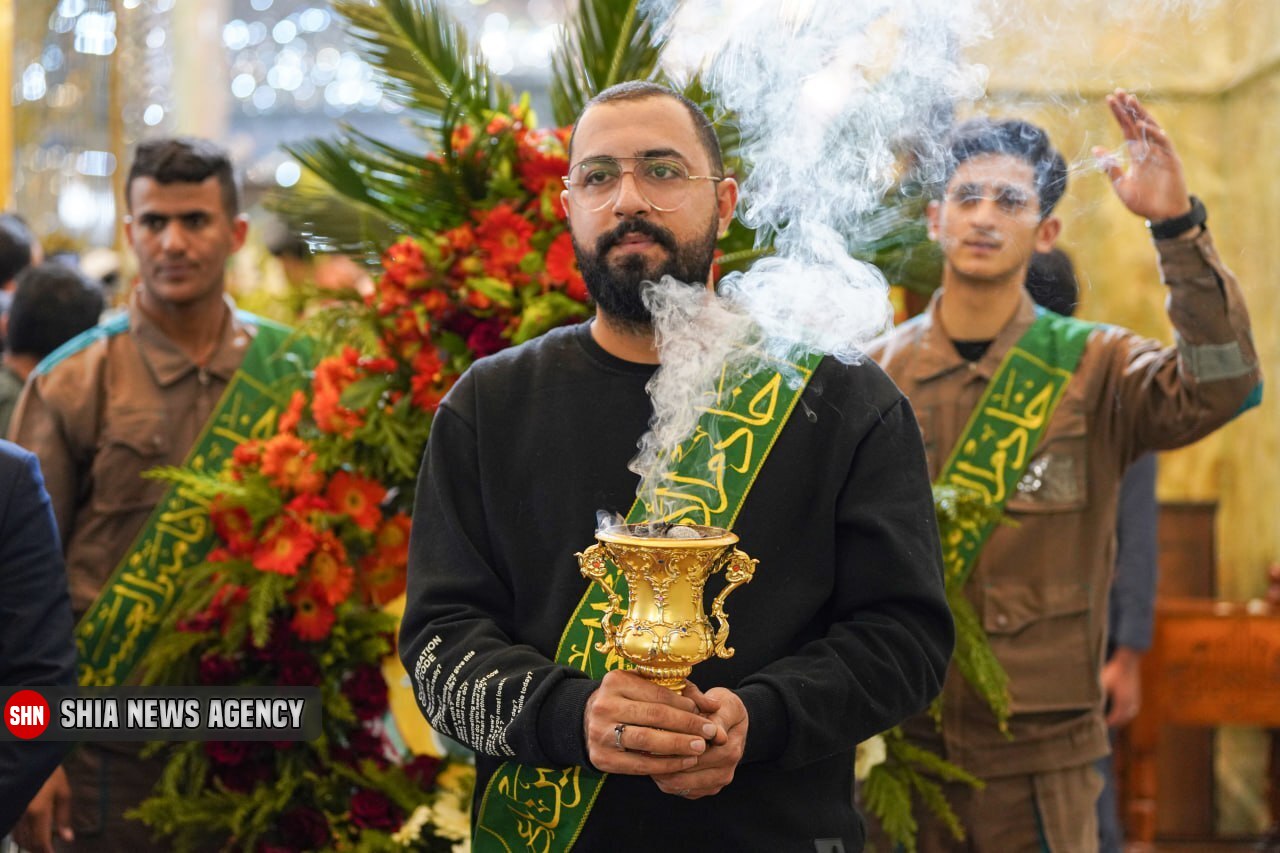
[1093,89,1193,223]
[583,669,723,775]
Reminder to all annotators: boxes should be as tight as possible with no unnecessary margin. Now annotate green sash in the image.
[935,308,1095,586]
[74,315,311,686]
[474,349,823,853]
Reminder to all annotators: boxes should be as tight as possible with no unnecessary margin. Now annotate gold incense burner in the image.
[577,524,757,691]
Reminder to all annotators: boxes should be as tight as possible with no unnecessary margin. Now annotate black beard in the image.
[574,216,719,330]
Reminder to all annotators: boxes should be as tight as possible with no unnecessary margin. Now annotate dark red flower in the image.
[466,318,508,358]
[217,759,273,793]
[204,740,248,767]
[275,649,322,687]
[343,665,389,721]
[337,726,391,768]
[403,754,443,789]
[279,806,330,849]
[349,789,402,831]
[198,654,242,686]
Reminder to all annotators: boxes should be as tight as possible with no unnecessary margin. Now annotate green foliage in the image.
[549,0,663,127]
[333,0,511,132]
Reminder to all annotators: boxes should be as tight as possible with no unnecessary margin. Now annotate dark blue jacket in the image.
[0,438,76,835]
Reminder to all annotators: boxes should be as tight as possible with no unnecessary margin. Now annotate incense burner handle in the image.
[577,544,621,654]
[710,548,757,659]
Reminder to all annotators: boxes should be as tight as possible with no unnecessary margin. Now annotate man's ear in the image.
[1034,215,1061,252]
[715,177,739,236]
[230,214,250,253]
[925,199,941,242]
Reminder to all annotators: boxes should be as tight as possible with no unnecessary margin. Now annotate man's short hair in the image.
[0,213,36,285]
[569,81,724,176]
[943,118,1068,217]
[126,137,241,217]
[1026,247,1079,317]
[7,262,105,359]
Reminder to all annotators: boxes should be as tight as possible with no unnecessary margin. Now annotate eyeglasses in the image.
[945,182,1037,216]
[562,156,723,212]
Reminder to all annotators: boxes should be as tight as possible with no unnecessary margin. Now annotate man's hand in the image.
[1102,646,1143,728]
[1093,89,1193,224]
[651,681,748,800]
[13,765,74,853]
[584,670,722,776]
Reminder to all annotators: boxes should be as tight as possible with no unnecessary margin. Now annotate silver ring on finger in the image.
[677,788,691,797]
[613,722,627,751]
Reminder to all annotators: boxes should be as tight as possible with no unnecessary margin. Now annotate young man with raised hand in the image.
[867,91,1260,851]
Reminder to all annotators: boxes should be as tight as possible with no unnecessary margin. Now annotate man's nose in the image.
[611,172,651,217]
[159,221,189,252]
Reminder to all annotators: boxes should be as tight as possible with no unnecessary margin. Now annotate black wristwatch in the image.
[1148,195,1207,239]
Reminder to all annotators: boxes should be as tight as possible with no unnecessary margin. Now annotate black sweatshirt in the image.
[400,321,953,852]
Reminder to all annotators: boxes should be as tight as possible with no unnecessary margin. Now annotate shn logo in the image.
[5,689,51,739]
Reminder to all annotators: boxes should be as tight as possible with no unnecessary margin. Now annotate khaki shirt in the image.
[9,292,257,618]
[866,230,1260,776]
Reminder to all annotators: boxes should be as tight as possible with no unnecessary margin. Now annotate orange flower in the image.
[253,514,317,576]
[410,349,447,413]
[308,532,354,606]
[382,238,429,290]
[278,390,308,434]
[289,580,336,641]
[231,439,264,468]
[516,129,569,197]
[326,471,387,532]
[211,496,256,557]
[475,204,534,275]
[312,349,364,437]
[360,552,406,607]
[450,123,475,153]
[260,434,325,494]
[544,231,588,302]
[374,514,412,565]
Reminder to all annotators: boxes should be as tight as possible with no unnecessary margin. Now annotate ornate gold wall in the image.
[975,0,1279,601]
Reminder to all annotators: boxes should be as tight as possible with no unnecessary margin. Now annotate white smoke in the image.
[625,0,991,521]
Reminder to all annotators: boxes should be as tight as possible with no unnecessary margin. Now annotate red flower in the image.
[404,754,443,789]
[232,439,264,468]
[466,318,508,358]
[279,807,330,849]
[198,654,242,686]
[308,532,354,606]
[312,349,364,437]
[326,470,387,532]
[475,203,534,275]
[409,350,451,412]
[289,580,337,642]
[260,434,324,494]
[278,389,308,434]
[516,128,569,197]
[275,649,322,686]
[381,238,429,290]
[204,740,248,767]
[544,231,588,302]
[349,789,401,831]
[360,552,406,606]
[450,123,475,153]
[343,665,389,721]
[211,497,256,556]
[374,514,412,565]
[253,515,317,576]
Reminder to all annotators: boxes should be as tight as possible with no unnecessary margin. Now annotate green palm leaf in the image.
[283,134,470,237]
[333,0,512,136]
[549,0,664,127]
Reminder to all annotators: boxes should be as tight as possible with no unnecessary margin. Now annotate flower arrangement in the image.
[132,83,596,853]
